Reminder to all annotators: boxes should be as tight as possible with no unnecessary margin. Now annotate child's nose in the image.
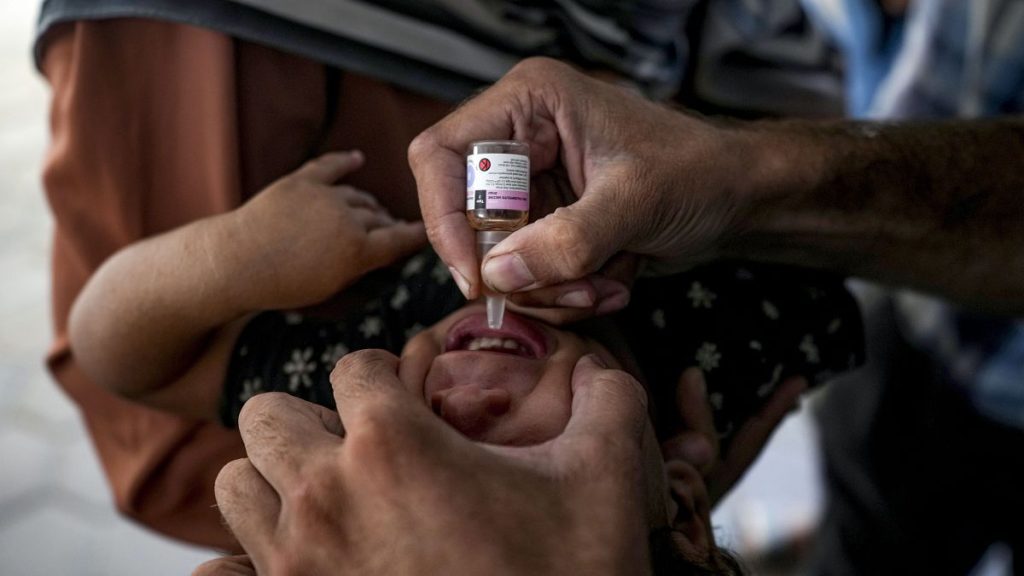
[436,386,512,437]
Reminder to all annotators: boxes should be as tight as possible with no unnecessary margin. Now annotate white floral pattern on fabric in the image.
[239,377,262,402]
[405,323,425,340]
[651,309,666,329]
[321,343,349,367]
[800,334,820,364]
[359,316,383,339]
[285,312,304,325]
[696,342,721,371]
[709,392,724,410]
[431,259,450,284]
[687,281,717,308]
[827,318,843,334]
[390,285,410,310]
[283,348,317,392]
[762,300,780,319]
[402,254,427,277]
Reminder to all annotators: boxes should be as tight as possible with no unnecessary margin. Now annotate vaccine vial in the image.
[466,140,530,329]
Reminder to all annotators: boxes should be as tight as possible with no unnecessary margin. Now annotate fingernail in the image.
[595,289,630,315]
[482,254,535,292]
[556,290,594,308]
[448,267,471,299]
[350,149,364,162]
[582,353,608,369]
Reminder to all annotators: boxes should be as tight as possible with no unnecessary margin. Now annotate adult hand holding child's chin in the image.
[195,350,666,576]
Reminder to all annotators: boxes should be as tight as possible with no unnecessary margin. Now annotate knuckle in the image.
[282,472,331,514]
[213,458,253,499]
[509,56,563,80]
[348,404,399,447]
[331,350,396,397]
[343,411,404,483]
[237,392,291,431]
[407,130,438,166]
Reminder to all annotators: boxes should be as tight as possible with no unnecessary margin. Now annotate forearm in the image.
[69,212,258,402]
[724,117,1024,313]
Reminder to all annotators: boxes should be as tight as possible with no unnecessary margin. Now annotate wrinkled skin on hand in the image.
[409,57,754,323]
[195,350,670,576]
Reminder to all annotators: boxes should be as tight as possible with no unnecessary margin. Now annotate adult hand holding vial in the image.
[466,140,530,329]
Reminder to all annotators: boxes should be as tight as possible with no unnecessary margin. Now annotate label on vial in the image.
[466,153,529,211]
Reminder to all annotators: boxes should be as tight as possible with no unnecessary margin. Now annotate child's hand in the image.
[232,151,426,310]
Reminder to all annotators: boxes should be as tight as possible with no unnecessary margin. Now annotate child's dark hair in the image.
[650,528,746,575]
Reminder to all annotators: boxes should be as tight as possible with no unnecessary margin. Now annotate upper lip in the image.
[444,309,549,359]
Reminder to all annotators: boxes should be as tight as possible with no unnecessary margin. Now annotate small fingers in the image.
[364,221,428,266]
[295,151,365,184]
[350,207,396,230]
[661,368,719,476]
[335,186,383,210]
[707,376,808,504]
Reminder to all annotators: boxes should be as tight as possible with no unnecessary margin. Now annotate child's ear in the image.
[665,459,715,556]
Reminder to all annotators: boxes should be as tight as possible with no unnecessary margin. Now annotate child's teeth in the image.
[465,337,524,352]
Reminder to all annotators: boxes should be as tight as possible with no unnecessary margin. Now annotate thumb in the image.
[481,190,629,294]
[559,354,649,450]
[364,221,429,268]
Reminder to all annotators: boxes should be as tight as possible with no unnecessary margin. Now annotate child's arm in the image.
[69,152,426,418]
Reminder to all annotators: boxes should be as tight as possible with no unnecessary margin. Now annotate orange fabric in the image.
[40,19,451,549]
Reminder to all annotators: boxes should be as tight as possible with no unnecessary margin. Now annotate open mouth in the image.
[444,310,548,359]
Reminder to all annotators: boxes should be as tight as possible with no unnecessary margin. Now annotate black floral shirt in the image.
[621,264,863,444]
[222,250,864,448]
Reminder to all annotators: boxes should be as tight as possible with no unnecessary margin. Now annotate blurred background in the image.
[0,3,218,574]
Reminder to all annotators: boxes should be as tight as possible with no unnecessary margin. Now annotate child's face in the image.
[400,304,721,566]
[399,303,620,445]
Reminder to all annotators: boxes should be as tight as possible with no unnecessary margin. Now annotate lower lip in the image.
[444,309,548,358]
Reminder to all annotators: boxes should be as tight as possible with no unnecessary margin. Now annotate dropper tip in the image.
[486,294,506,329]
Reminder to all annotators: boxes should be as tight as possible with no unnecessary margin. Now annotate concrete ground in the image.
[0,3,846,575]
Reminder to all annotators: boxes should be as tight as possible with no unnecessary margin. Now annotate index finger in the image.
[560,354,650,446]
[330,349,426,430]
[237,393,342,492]
[408,58,570,299]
